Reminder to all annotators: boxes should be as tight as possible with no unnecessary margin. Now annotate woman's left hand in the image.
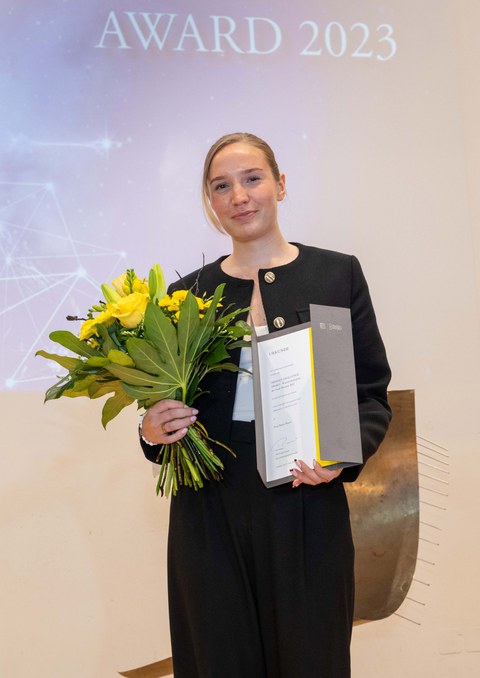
[291,459,343,488]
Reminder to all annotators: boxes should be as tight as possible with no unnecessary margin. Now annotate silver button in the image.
[273,316,285,329]
[264,271,276,284]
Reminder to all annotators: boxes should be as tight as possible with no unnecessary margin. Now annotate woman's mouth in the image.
[233,210,257,220]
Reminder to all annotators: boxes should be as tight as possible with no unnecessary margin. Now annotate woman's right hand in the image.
[141,399,198,445]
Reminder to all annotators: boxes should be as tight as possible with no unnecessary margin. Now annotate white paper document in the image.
[256,326,315,482]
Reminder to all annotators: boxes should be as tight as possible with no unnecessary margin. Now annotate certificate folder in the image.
[252,304,362,488]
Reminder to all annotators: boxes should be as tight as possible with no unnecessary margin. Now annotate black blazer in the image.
[141,243,392,482]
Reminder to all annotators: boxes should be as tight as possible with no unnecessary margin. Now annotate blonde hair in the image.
[202,132,281,232]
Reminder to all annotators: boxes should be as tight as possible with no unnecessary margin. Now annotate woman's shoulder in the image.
[297,242,355,263]
[295,242,359,272]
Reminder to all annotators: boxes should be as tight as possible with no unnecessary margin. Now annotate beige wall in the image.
[0,393,172,676]
[1,2,480,677]
[352,2,480,676]
[458,0,480,312]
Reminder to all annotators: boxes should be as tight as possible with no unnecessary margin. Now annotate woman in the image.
[140,132,391,677]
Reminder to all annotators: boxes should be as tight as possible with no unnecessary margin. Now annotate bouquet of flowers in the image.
[36,264,251,497]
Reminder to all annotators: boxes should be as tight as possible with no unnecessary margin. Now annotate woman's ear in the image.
[277,173,286,201]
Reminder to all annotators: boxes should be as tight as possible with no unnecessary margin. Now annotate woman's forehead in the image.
[209,143,269,175]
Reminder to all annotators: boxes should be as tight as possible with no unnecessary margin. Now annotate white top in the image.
[232,325,268,422]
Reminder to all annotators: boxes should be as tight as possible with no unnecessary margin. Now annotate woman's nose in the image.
[231,182,248,204]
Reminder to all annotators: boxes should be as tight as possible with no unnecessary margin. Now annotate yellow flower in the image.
[158,290,188,313]
[195,296,214,312]
[170,290,188,306]
[157,290,218,319]
[79,309,114,340]
[107,292,148,328]
[79,318,99,341]
[111,273,128,297]
[133,278,149,295]
[111,273,149,297]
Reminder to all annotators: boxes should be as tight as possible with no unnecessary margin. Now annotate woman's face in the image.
[207,142,285,244]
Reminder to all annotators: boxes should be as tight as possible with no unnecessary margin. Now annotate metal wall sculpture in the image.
[120,389,419,676]
[347,389,419,623]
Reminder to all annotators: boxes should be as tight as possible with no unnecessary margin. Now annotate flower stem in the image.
[153,421,235,497]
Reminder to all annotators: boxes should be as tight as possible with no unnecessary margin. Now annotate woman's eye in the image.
[213,183,228,192]
[247,175,261,183]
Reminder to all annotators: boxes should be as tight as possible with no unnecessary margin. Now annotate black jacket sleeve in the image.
[341,255,391,481]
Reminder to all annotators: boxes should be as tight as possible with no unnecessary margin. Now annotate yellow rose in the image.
[107,292,148,328]
[79,309,114,340]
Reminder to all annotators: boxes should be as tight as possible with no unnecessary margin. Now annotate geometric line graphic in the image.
[0,181,126,390]
[10,134,123,156]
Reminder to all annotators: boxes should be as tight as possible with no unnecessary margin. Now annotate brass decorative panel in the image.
[347,389,419,623]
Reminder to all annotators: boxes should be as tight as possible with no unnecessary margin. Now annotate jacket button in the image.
[273,316,285,329]
[264,271,275,283]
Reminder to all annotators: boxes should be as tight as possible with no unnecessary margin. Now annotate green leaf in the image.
[88,379,121,399]
[143,301,181,369]
[96,323,115,355]
[202,342,230,366]
[120,382,178,406]
[63,374,98,397]
[200,284,224,328]
[186,284,225,362]
[227,339,252,350]
[101,388,135,428]
[223,325,247,339]
[216,307,250,326]
[107,349,135,367]
[206,362,241,373]
[44,376,76,401]
[85,356,111,367]
[105,363,164,386]
[187,388,208,405]
[49,330,102,358]
[125,337,177,378]
[35,350,81,371]
[105,364,180,404]
[235,319,252,334]
[63,388,90,398]
[177,290,201,364]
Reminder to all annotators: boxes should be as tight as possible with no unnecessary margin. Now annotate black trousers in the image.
[167,421,354,678]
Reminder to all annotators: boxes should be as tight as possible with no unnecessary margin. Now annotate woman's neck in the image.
[223,235,298,278]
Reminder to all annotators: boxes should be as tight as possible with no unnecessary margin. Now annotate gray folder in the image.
[252,304,362,488]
